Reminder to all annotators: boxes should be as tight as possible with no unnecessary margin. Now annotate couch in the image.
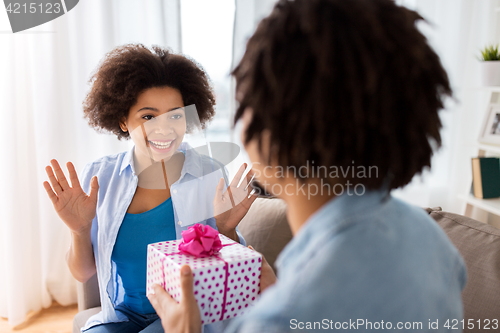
[73,199,500,333]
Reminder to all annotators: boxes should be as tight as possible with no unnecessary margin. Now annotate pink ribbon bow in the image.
[178,224,223,257]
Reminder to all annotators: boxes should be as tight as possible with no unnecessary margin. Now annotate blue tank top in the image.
[111,197,176,314]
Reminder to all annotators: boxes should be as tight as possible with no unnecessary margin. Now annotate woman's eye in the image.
[143,115,154,120]
[171,114,183,120]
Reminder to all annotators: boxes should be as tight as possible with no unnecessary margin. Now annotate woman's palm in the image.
[213,164,257,231]
[43,160,99,234]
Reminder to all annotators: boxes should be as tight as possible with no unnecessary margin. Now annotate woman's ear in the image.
[119,118,128,133]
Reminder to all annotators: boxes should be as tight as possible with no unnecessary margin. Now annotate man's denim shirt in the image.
[227,190,467,333]
[80,143,245,332]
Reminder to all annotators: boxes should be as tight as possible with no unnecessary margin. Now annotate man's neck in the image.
[279,178,336,235]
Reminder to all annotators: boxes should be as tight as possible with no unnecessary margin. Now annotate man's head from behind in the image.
[233,0,451,196]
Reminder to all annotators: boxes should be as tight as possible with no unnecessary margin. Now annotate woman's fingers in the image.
[45,165,63,195]
[215,177,224,201]
[67,162,82,190]
[239,186,257,205]
[50,159,70,190]
[89,176,99,203]
[244,168,255,182]
[43,181,58,204]
[226,185,236,208]
[231,163,247,188]
[244,168,256,187]
[246,192,258,205]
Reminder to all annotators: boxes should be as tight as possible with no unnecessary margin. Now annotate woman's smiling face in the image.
[120,86,186,162]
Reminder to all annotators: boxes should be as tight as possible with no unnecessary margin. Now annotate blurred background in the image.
[1,0,500,328]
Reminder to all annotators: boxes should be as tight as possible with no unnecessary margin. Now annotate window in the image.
[181,0,235,143]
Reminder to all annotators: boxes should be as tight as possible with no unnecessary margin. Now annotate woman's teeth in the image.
[149,140,173,149]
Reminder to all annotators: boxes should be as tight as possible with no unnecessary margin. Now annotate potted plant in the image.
[479,44,500,86]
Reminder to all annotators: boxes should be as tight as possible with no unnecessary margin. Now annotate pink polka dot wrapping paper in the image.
[146,234,262,325]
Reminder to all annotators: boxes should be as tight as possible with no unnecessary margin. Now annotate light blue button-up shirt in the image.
[80,143,244,332]
[227,190,467,333]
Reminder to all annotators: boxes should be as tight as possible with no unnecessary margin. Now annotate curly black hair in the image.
[233,0,452,191]
[83,44,216,140]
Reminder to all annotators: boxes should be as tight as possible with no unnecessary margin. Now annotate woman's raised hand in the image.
[213,163,258,240]
[43,160,99,235]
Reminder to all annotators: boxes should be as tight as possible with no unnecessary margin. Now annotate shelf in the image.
[460,194,500,216]
[468,86,500,93]
[477,143,500,155]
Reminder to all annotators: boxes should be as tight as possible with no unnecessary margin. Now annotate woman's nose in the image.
[153,114,174,134]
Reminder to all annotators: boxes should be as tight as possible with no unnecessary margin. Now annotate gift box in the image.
[146,224,262,325]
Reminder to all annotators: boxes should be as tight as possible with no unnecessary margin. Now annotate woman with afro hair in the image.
[43,44,256,333]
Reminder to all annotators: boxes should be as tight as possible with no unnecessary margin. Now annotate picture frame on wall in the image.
[479,92,500,146]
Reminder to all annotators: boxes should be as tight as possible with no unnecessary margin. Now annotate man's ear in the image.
[260,129,277,166]
[240,108,254,144]
[119,118,128,133]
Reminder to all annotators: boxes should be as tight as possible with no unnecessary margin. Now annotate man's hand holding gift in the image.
[147,226,277,333]
[148,266,201,333]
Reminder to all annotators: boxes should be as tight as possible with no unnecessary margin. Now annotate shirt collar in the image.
[118,142,204,179]
[275,189,390,273]
[119,145,136,176]
[178,142,204,179]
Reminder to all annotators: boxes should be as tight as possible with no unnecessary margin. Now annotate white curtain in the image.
[0,0,181,326]
[231,0,276,72]
[230,0,277,162]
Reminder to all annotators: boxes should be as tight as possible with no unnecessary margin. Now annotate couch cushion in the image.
[238,198,292,271]
[77,273,100,311]
[428,208,500,330]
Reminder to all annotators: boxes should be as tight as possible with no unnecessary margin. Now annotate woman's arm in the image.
[67,225,97,283]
